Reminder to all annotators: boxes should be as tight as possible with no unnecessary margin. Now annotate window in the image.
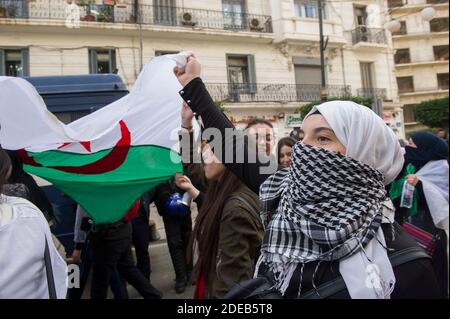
[0,0,29,18]
[397,76,414,93]
[437,73,449,90]
[354,7,367,26]
[53,111,90,124]
[0,48,29,76]
[227,54,256,94]
[430,17,449,33]
[433,45,449,61]
[360,62,375,89]
[294,1,326,19]
[403,104,417,124]
[394,49,411,64]
[89,49,116,74]
[392,21,407,35]
[154,0,176,26]
[223,0,246,30]
[388,0,404,8]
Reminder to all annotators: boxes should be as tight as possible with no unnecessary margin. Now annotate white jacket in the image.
[0,195,67,299]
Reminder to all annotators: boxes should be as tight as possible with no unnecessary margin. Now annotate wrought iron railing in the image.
[357,88,388,100]
[0,1,273,33]
[352,26,387,45]
[205,83,351,103]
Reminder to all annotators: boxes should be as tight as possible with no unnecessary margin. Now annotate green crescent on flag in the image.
[0,52,195,223]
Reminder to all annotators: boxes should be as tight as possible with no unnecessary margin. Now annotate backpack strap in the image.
[301,246,431,299]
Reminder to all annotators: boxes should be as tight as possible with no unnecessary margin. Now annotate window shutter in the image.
[247,54,257,93]
[21,49,30,76]
[110,49,117,73]
[89,49,96,74]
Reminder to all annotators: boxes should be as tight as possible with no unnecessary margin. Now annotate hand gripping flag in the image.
[0,52,193,224]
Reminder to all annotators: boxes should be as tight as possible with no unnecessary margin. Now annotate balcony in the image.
[205,83,351,103]
[0,1,273,34]
[357,88,388,101]
[351,27,387,49]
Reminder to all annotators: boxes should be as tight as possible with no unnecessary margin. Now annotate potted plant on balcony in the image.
[97,7,113,22]
[78,0,96,21]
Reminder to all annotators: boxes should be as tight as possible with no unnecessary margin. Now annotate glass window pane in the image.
[5,50,23,77]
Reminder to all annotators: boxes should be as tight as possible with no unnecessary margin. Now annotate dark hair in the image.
[245,118,273,130]
[0,149,12,193]
[187,168,243,294]
[277,137,296,165]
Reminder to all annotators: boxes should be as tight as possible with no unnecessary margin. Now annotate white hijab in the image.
[307,101,404,185]
[305,101,404,299]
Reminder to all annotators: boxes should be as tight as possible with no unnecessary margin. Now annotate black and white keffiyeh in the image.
[256,142,387,295]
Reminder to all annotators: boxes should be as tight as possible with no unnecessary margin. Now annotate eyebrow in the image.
[313,127,335,134]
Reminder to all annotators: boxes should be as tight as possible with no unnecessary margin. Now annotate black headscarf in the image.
[404,131,449,170]
[5,150,55,222]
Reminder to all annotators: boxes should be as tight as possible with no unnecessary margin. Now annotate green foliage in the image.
[415,97,449,130]
[298,96,374,119]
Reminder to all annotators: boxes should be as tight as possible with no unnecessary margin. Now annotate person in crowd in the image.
[154,178,196,294]
[277,137,296,168]
[245,118,275,157]
[289,127,305,141]
[152,106,206,294]
[3,150,55,224]
[68,205,128,299]
[131,189,157,282]
[174,103,263,299]
[173,55,442,299]
[0,149,67,298]
[389,131,449,296]
[89,197,162,299]
[436,129,449,145]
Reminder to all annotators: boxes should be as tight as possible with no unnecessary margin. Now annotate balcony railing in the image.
[205,83,351,103]
[357,88,388,100]
[399,86,449,94]
[352,26,387,45]
[0,1,273,33]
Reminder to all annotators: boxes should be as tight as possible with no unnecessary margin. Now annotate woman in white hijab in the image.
[0,149,67,299]
[174,57,442,299]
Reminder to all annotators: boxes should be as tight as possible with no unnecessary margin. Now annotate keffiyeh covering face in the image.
[256,101,403,299]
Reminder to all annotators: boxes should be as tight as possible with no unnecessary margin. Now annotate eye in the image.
[317,136,331,143]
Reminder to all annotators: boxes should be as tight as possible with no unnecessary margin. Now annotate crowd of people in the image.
[0,55,448,299]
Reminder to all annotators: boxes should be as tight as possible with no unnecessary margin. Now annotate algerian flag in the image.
[0,52,193,224]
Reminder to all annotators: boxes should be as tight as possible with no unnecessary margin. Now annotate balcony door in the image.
[223,0,246,30]
[360,62,375,89]
[154,0,176,26]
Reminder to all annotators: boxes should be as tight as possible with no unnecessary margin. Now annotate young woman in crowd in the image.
[173,56,442,299]
[0,149,67,298]
[175,105,264,299]
[390,131,449,296]
[277,137,296,168]
[245,118,275,157]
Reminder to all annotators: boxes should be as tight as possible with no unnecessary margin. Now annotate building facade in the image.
[1,0,405,138]
[388,0,449,135]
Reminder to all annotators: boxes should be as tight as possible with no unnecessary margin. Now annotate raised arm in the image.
[174,57,273,194]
